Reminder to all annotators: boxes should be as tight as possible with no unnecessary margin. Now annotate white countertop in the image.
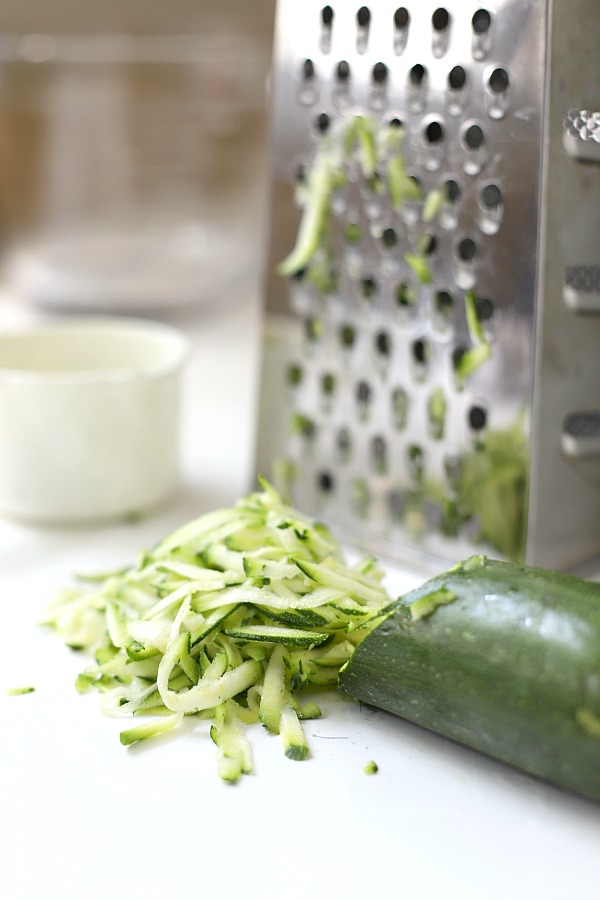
[2,279,600,900]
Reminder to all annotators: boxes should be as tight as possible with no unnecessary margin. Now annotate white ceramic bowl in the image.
[0,316,189,524]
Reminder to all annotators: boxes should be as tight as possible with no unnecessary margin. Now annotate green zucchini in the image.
[339,555,600,801]
[222,623,329,647]
[280,705,310,760]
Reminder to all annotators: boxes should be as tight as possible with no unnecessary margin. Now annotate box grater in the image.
[254,0,600,572]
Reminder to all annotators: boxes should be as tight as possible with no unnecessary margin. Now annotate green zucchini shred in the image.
[575,708,600,740]
[119,712,183,746]
[46,481,390,782]
[422,188,444,223]
[280,705,310,761]
[409,588,457,620]
[278,112,435,298]
[404,252,433,285]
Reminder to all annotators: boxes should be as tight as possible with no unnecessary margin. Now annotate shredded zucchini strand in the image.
[46,482,390,783]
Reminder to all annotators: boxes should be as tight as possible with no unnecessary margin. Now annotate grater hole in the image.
[407,444,425,483]
[472,9,492,61]
[365,168,385,196]
[432,8,450,30]
[321,371,336,397]
[356,6,371,53]
[448,65,466,90]
[291,267,306,282]
[389,116,404,129]
[481,183,502,209]
[479,184,503,233]
[339,323,356,349]
[394,7,410,29]
[388,488,405,521]
[393,6,410,56]
[468,404,487,431]
[357,6,371,27]
[432,293,454,333]
[336,426,352,460]
[317,470,335,493]
[444,179,461,203]
[351,477,370,518]
[464,123,484,149]
[431,8,451,57]
[412,338,427,363]
[564,265,600,293]
[286,362,303,387]
[488,67,509,93]
[425,120,444,144]
[395,281,416,308]
[457,237,476,262]
[372,62,389,84]
[435,289,454,317]
[356,380,373,420]
[428,387,447,440]
[440,179,461,228]
[420,233,437,255]
[291,412,316,441]
[452,345,467,376]
[409,64,427,86]
[320,5,334,52]
[391,386,409,429]
[302,59,315,80]
[412,338,429,380]
[563,412,600,439]
[337,60,351,82]
[356,379,372,404]
[371,435,388,473]
[375,329,392,356]
[381,227,398,248]
[305,315,324,342]
[315,112,332,134]
[295,163,307,184]
[361,276,378,299]
[444,453,462,489]
[476,296,494,321]
[472,8,492,33]
[421,119,444,170]
[344,221,362,244]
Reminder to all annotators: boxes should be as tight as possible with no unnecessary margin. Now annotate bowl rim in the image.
[0,314,190,384]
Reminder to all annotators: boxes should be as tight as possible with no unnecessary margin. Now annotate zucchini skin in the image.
[339,557,600,801]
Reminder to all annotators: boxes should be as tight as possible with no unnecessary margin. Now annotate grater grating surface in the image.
[255,0,600,571]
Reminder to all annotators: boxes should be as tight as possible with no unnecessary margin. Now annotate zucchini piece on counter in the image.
[339,555,600,802]
[45,480,390,783]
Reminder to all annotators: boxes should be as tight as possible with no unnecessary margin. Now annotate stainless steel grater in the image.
[254,0,600,572]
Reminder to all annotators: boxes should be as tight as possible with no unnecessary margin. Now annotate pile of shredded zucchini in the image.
[45,481,391,782]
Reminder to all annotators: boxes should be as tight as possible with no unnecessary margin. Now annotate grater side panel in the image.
[527,0,600,570]
[256,0,547,568]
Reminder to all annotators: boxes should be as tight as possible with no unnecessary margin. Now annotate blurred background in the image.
[0,0,276,313]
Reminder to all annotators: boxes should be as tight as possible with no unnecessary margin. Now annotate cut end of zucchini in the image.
[340,557,600,803]
[280,705,310,761]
